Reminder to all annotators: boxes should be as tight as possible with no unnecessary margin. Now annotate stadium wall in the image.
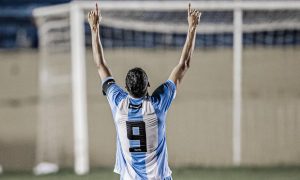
[0,48,300,170]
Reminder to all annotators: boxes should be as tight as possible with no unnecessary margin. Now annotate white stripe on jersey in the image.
[142,98,159,179]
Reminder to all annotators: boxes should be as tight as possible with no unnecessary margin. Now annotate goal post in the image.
[33,0,300,174]
[70,2,89,175]
[233,7,242,166]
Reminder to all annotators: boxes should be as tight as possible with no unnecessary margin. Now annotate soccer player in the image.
[88,3,201,180]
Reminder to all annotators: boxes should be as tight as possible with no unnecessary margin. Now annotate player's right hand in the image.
[88,3,102,32]
[188,3,201,28]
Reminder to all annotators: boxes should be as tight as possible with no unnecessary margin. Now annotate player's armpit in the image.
[168,62,189,87]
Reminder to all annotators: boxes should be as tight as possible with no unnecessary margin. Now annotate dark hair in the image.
[125,67,149,98]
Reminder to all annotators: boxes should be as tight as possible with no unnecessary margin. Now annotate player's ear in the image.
[125,83,131,92]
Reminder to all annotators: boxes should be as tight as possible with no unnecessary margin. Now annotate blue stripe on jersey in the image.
[105,82,127,120]
[164,176,173,180]
[128,97,147,180]
[129,140,140,148]
[154,107,165,177]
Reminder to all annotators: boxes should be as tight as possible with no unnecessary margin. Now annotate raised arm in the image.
[169,3,201,87]
[88,3,112,81]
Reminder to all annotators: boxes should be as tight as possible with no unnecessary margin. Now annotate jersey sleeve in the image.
[102,77,127,108]
[151,79,176,113]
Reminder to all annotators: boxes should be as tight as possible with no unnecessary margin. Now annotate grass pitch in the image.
[1,167,300,180]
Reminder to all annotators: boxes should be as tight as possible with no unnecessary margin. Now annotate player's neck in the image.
[129,92,149,100]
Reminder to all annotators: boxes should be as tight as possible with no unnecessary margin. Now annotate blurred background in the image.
[0,0,300,179]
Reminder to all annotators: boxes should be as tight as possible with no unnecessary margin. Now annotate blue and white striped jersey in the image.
[102,77,176,180]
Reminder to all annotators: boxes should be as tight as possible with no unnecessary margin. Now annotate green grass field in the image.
[1,167,300,180]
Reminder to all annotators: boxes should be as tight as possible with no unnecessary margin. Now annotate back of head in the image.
[125,67,149,98]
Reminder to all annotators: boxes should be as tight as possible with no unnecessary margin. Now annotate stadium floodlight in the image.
[33,1,300,173]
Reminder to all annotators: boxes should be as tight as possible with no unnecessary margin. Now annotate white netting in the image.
[90,9,300,33]
[35,2,300,50]
[35,11,72,170]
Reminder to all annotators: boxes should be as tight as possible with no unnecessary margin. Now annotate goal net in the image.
[33,0,300,175]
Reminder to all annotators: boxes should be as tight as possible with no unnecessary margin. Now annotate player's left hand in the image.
[88,3,102,32]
